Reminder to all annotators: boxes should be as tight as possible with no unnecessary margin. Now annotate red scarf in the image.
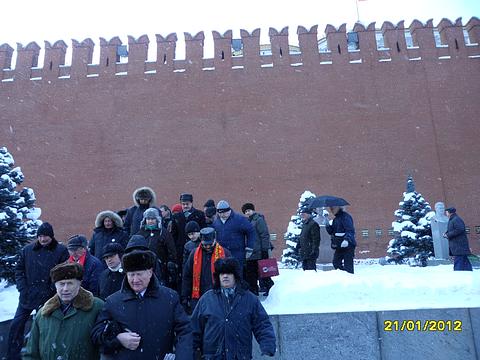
[192,244,225,299]
[68,253,86,266]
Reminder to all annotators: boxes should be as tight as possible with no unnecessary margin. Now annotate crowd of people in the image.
[6,186,472,359]
[7,187,277,360]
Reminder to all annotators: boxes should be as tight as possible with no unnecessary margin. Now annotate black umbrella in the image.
[306,195,350,209]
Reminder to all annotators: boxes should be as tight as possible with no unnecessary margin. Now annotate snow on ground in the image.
[1,263,479,321]
[0,280,19,322]
[262,263,480,315]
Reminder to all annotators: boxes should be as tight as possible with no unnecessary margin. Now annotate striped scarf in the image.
[192,244,226,299]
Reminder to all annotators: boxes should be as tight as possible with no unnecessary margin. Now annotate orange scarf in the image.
[192,244,225,299]
[68,253,86,266]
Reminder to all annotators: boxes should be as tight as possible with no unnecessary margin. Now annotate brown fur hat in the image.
[50,262,83,283]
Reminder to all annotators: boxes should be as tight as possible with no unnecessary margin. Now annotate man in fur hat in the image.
[191,257,276,359]
[91,250,193,359]
[23,262,104,360]
[7,222,69,360]
[123,186,157,236]
[89,210,128,261]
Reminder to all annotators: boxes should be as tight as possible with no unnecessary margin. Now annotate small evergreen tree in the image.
[386,175,435,266]
[0,147,42,284]
[281,190,316,268]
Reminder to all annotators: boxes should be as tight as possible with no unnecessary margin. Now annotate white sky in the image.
[0,0,478,60]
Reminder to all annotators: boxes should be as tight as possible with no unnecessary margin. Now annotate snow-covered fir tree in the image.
[0,147,42,284]
[386,175,435,266]
[281,190,316,268]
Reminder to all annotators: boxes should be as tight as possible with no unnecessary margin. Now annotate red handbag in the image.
[257,258,279,278]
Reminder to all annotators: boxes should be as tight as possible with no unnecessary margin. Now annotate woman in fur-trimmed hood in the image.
[123,186,157,236]
[89,210,128,260]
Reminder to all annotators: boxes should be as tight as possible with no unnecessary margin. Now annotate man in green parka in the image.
[23,262,104,360]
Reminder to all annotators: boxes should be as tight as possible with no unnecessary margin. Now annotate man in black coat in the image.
[7,222,69,360]
[89,210,128,262]
[241,202,274,296]
[124,234,166,285]
[325,206,356,274]
[98,243,125,300]
[172,193,206,286]
[191,257,276,359]
[67,234,103,296]
[296,208,320,271]
[444,207,472,271]
[181,227,230,314]
[91,250,193,359]
[123,186,157,236]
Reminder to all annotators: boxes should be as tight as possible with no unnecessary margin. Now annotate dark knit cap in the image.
[241,203,255,214]
[122,250,156,272]
[445,207,456,214]
[50,262,83,283]
[204,199,215,208]
[185,221,200,234]
[205,206,216,218]
[67,234,88,250]
[37,222,54,238]
[102,243,124,259]
[180,193,193,202]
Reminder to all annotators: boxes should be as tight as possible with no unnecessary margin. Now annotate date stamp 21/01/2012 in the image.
[384,320,462,332]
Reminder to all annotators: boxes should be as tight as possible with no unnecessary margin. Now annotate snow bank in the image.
[0,281,19,322]
[1,264,479,321]
[262,264,480,315]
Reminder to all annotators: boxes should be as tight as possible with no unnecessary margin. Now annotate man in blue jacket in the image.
[212,200,256,273]
[191,257,276,359]
[444,207,472,271]
[325,206,356,274]
[7,222,69,360]
[67,234,103,296]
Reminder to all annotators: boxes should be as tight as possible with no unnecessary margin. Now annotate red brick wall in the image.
[1,18,479,258]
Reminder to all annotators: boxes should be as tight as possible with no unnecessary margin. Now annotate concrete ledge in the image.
[253,308,480,359]
[2,308,478,359]
[427,258,452,266]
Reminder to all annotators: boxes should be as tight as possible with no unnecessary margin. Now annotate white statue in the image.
[431,202,449,259]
